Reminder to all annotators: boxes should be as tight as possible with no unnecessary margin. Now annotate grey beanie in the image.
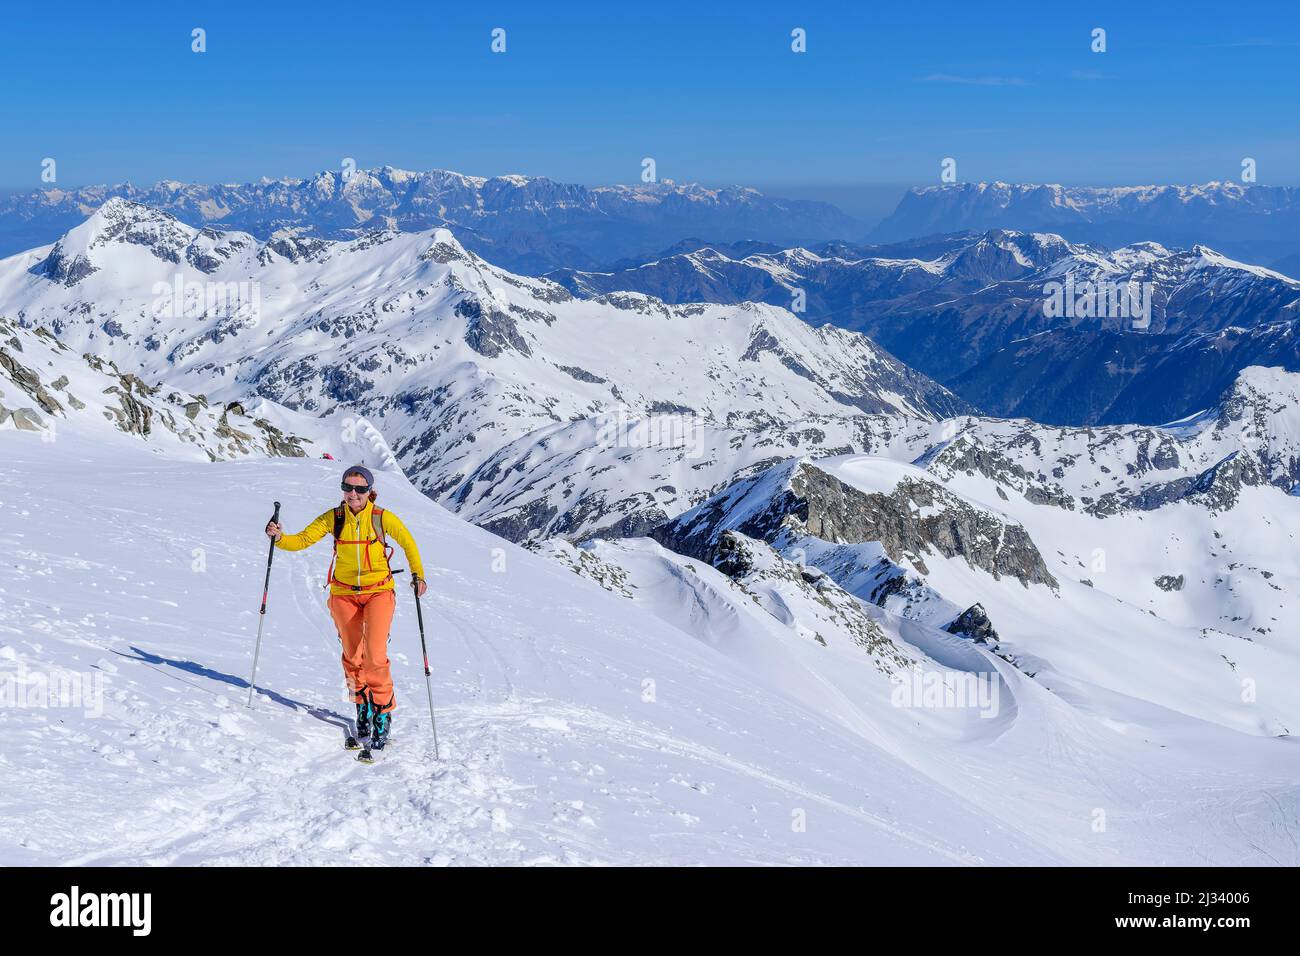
[343,464,374,487]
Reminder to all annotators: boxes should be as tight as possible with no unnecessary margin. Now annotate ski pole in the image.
[411,576,441,760]
[246,500,281,708]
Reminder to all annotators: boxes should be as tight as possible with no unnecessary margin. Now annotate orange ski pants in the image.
[328,589,397,712]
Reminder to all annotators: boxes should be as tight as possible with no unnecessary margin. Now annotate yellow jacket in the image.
[276,498,425,595]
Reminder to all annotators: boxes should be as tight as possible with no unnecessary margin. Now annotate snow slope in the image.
[820,453,1300,736]
[4,424,1300,865]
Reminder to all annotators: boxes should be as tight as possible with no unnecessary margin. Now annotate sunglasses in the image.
[341,482,371,494]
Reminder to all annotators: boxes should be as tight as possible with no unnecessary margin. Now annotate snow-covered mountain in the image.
[444,414,915,542]
[553,229,1300,425]
[606,436,1300,736]
[505,365,1300,743]
[9,201,1299,552]
[0,199,970,513]
[880,240,1300,423]
[8,195,1300,865]
[0,314,322,461]
[439,364,1300,545]
[7,379,1300,864]
[871,182,1300,272]
[550,228,1089,311]
[0,168,868,273]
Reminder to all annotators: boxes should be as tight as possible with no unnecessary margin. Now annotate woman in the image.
[265,465,426,754]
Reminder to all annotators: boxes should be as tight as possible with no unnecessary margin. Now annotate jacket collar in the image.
[344,497,373,525]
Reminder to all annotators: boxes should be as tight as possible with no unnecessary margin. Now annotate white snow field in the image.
[3,423,1300,866]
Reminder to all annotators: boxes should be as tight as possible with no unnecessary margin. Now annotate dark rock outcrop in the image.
[1089,451,1264,516]
[945,603,999,644]
[655,460,1058,589]
[456,297,531,358]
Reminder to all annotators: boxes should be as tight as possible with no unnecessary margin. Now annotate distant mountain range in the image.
[871,182,1300,273]
[552,229,1300,425]
[6,173,1300,278]
[0,168,868,274]
[5,178,1300,430]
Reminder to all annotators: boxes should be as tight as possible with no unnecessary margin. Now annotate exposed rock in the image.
[656,460,1058,589]
[525,539,636,598]
[260,234,329,264]
[921,433,1076,510]
[555,364,606,384]
[10,407,45,431]
[82,353,120,376]
[457,297,532,358]
[31,384,62,415]
[646,400,695,416]
[945,603,999,644]
[0,347,63,414]
[120,373,160,398]
[37,242,98,285]
[478,497,559,543]
[251,417,307,458]
[1,347,42,394]
[102,385,152,436]
[1155,574,1185,592]
[3,321,308,460]
[712,531,911,673]
[420,236,472,265]
[1090,451,1263,516]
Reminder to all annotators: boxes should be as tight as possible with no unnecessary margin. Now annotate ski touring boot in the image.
[357,694,391,763]
[346,695,373,751]
[371,707,392,752]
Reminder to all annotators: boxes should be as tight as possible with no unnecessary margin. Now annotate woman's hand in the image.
[415,577,428,597]
[265,521,283,541]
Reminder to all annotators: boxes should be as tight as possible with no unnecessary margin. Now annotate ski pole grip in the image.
[271,501,281,524]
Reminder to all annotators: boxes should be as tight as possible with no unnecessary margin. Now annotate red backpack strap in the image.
[327,503,399,592]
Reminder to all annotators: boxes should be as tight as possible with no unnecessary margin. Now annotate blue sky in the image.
[3,0,1297,216]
